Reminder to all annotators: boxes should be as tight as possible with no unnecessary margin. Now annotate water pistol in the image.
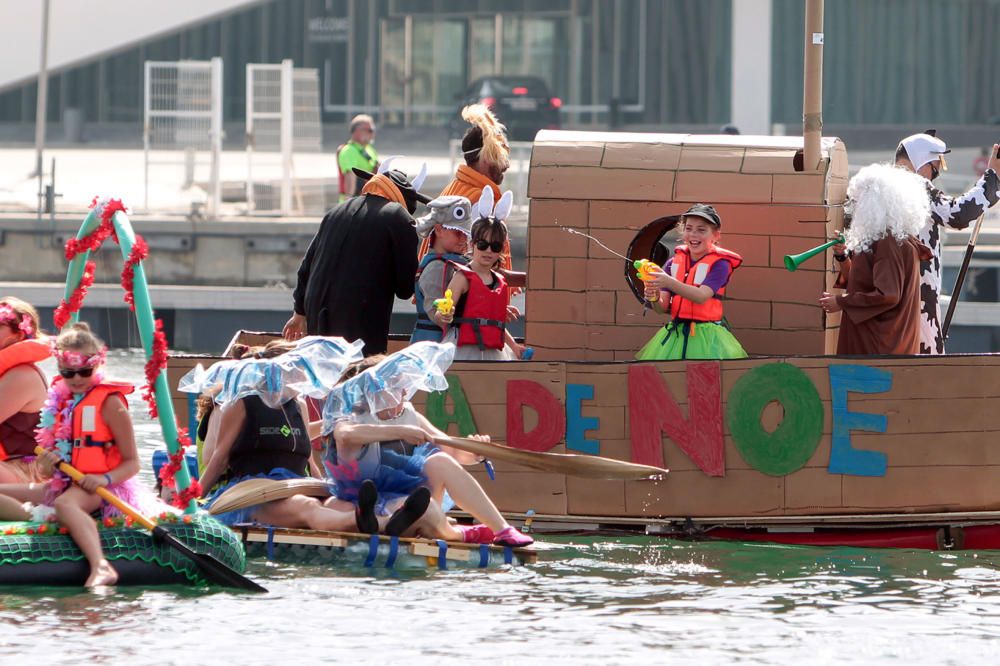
[432,289,454,316]
[634,259,663,282]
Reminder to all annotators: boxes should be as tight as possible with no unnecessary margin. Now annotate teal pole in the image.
[61,206,197,513]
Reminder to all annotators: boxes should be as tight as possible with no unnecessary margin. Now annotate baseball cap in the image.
[900,130,950,171]
[682,203,722,228]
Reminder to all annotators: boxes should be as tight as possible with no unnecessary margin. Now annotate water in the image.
[3,351,1000,664]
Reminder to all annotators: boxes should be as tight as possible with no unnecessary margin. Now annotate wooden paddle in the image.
[208,477,331,516]
[37,447,267,592]
[434,435,669,480]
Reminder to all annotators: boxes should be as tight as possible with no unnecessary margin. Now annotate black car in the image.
[452,76,561,141]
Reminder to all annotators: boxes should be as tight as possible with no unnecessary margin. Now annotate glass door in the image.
[380,16,467,126]
[379,17,407,125]
[500,16,569,100]
[469,17,498,82]
[410,18,467,125]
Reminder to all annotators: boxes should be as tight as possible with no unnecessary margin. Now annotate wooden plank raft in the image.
[231,525,538,568]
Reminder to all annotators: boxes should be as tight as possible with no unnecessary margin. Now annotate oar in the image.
[208,477,331,516]
[434,435,669,480]
[37,447,267,592]
[942,210,985,340]
[943,145,1000,339]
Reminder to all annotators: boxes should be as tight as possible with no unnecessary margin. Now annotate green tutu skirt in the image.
[636,320,748,361]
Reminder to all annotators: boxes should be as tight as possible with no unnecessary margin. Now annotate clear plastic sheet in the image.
[177,336,365,408]
[322,341,455,433]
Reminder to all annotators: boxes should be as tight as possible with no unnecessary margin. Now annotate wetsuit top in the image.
[228,395,311,477]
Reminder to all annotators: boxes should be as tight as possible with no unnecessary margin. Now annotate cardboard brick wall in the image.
[526,131,849,360]
[445,355,1000,519]
[166,340,1000,520]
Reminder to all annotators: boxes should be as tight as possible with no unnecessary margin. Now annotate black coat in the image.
[292,194,418,355]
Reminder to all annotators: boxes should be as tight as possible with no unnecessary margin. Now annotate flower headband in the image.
[53,346,107,369]
[0,304,34,339]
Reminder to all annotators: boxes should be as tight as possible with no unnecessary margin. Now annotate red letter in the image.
[506,380,566,452]
[628,363,725,476]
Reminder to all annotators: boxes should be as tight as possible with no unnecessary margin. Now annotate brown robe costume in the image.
[834,236,930,355]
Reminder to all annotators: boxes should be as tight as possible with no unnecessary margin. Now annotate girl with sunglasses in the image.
[0,297,51,484]
[0,322,146,587]
[435,192,525,361]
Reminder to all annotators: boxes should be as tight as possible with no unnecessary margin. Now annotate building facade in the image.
[0,0,998,133]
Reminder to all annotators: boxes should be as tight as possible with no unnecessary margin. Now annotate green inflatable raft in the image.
[0,513,247,587]
[0,199,255,589]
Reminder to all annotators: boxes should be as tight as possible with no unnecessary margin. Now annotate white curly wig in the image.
[844,163,929,254]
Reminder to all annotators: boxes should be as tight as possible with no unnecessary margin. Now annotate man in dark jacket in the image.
[283,167,429,355]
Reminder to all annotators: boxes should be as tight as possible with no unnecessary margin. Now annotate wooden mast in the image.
[802,0,825,170]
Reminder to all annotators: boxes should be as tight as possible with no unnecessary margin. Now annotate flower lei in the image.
[2,511,193,536]
[158,428,203,508]
[34,377,100,499]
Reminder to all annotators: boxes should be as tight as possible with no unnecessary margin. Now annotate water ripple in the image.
[2,353,999,663]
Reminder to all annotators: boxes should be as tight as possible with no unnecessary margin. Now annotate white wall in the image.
[730,0,773,135]
[0,0,259,92]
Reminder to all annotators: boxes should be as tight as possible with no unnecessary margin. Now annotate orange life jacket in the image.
[452,263,507,350]
[0,339,50,461]
[668,245,743,322]
[57,380,135,475]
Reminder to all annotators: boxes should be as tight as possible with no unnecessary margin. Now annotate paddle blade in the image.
[152,525,267,593]
[437,435,669,480]
[208,478,331,516]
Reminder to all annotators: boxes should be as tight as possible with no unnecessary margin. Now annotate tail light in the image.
[512,87,528,95]
[549,97,563,109]
[480,96,497,109]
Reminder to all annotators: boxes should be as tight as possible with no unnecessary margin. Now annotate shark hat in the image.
[414,195,474,239]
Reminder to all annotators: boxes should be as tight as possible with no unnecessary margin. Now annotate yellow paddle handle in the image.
[34,446,156,531]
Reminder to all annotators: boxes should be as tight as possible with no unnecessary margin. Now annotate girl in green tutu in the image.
[636,204,748,361]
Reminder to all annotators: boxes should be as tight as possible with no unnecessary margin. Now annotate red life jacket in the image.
[57,380,135,475]
[668,245,743,322]
[0,339,50,460]
[452,263,507,350]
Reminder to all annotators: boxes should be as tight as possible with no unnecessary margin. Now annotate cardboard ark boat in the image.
[168,131,1000,551]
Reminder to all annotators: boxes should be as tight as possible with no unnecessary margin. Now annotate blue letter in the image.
[566,383,600,455]
[828,365,891,476]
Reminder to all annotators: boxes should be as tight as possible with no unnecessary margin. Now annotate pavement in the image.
[1,140,996,226]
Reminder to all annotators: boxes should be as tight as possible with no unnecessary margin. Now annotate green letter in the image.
[425,375,478,436]
[726,363,823,476]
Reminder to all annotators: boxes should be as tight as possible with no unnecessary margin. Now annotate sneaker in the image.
[493,526,534,548]
[355,479,379,534]
[458,523,495,544]
[385,487,431,537]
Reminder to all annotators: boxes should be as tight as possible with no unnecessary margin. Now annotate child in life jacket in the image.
[409,195,474,343]
[434,189,525,360]
[0,323,146,587]
[636,204,748,360]
[0,297,51,484]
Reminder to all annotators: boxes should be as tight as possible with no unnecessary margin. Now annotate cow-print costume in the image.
[918,168,1000,354]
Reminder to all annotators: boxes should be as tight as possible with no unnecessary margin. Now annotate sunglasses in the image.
[474,239,504,253]
[59,367,94,379]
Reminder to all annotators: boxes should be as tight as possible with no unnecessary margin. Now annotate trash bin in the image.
[64,107,84,143]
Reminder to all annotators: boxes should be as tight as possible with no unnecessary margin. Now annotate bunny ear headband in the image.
[475,186,514,222]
